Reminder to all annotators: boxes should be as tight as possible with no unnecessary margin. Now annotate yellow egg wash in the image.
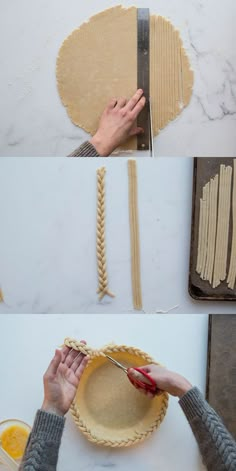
[1,425,29,459]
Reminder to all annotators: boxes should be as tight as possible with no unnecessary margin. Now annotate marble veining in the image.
[0,0,235,157]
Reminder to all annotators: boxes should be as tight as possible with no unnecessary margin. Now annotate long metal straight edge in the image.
[137,8,150,151]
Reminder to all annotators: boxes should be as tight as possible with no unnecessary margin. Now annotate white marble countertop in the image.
[0,0,235,157]
[0,157,235,314]
[0,314,208,471]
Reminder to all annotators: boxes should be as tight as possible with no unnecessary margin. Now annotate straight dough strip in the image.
[213,165,225,287]
[218,166,232,282]
[128,160,142,310]
[96,167,115,300]
[197,183,209,274]
[203,175,218,284]
[199,182,210,279]
[227,160,236,289]
[222,166,232,280]
[196,197,203,274]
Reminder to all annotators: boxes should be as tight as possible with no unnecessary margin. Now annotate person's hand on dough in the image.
[90,89,146,156]
[42,342,88,416]
[129,365,192,399]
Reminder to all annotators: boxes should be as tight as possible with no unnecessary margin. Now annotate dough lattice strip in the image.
[227,160,236,289]
[128,160,142,310]
[202,175,218,284]
[213,165,232,287]
[96,167,114,300]
[198,183,210,278]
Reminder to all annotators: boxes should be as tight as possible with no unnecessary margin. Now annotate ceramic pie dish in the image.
[64,338,169,447]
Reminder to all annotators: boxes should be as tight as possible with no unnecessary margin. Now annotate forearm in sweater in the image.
[68,141,100,157]
[19,410,65,471]
[179,387,236,471]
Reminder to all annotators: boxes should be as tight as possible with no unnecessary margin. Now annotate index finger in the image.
[125,89,144,111]
[130,96,146,120]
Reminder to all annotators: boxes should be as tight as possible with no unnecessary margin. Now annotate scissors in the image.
[105,355,157,394]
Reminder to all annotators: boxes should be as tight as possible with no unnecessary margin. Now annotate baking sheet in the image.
[206,315,236,439]
[189,157,236,300]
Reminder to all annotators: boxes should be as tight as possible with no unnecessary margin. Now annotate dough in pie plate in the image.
[69,343,169,447]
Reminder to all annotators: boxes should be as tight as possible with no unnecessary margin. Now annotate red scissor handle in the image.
[127,367,157,394]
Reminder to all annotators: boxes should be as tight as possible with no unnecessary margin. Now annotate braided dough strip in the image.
[63,338,169,447]
[96,167,114,300]
[128,160,142,310]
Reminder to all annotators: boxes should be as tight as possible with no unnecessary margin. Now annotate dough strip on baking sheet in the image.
[221,166,232,281]
[128,160,142,310]
[213,165,232,286]
[203,175,218,284]
[96,167,115,301]
[196,197,203,274]
[227,160,236,289]
[213,166,224,288]
[200,183,210,279]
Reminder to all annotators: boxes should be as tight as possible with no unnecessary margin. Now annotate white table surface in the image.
[0,157,235,315]
[0,314,208,471]
[0,0,235,157]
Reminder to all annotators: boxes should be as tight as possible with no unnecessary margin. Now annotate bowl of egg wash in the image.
[0,419,31,467]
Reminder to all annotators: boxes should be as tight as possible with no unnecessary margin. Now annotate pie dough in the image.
[56,6,193,150]
[196,164,233,288]
[128,160,142,309]
[96,167,114,300]
[64,339,168,447]
[227,160,236,289]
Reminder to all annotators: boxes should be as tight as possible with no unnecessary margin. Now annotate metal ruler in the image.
[137,8,150,151]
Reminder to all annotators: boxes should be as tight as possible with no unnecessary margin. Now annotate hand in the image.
[90,89,146,156]
[42,343,88,416]
[129,365,192,399]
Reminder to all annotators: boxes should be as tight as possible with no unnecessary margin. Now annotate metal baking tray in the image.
[206,315,236,439]
[189,157,236,301]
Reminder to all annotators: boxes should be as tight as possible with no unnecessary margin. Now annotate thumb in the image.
[129,126,144,137]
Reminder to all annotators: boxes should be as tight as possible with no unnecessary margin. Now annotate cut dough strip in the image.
[96,167,115,300]
[196,163,234,290]
[203,175,218,284]
[128,160,142,310]
[227,159,236,289]
[196,182,209,276]
[213,165,232,287]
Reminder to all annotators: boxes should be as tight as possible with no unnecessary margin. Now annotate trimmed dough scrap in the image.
[57,6,193,150]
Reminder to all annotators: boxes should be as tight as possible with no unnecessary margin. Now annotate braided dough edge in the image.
[64,338,169,447]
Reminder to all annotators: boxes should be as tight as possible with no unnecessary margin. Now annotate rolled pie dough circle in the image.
[57,6,193,150]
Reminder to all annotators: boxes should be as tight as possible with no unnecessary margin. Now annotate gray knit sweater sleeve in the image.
[68,141,100,157]
[19,410,65,471]
[179,387,236,471]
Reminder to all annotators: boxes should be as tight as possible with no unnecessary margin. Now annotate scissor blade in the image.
[105,355,126,371]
